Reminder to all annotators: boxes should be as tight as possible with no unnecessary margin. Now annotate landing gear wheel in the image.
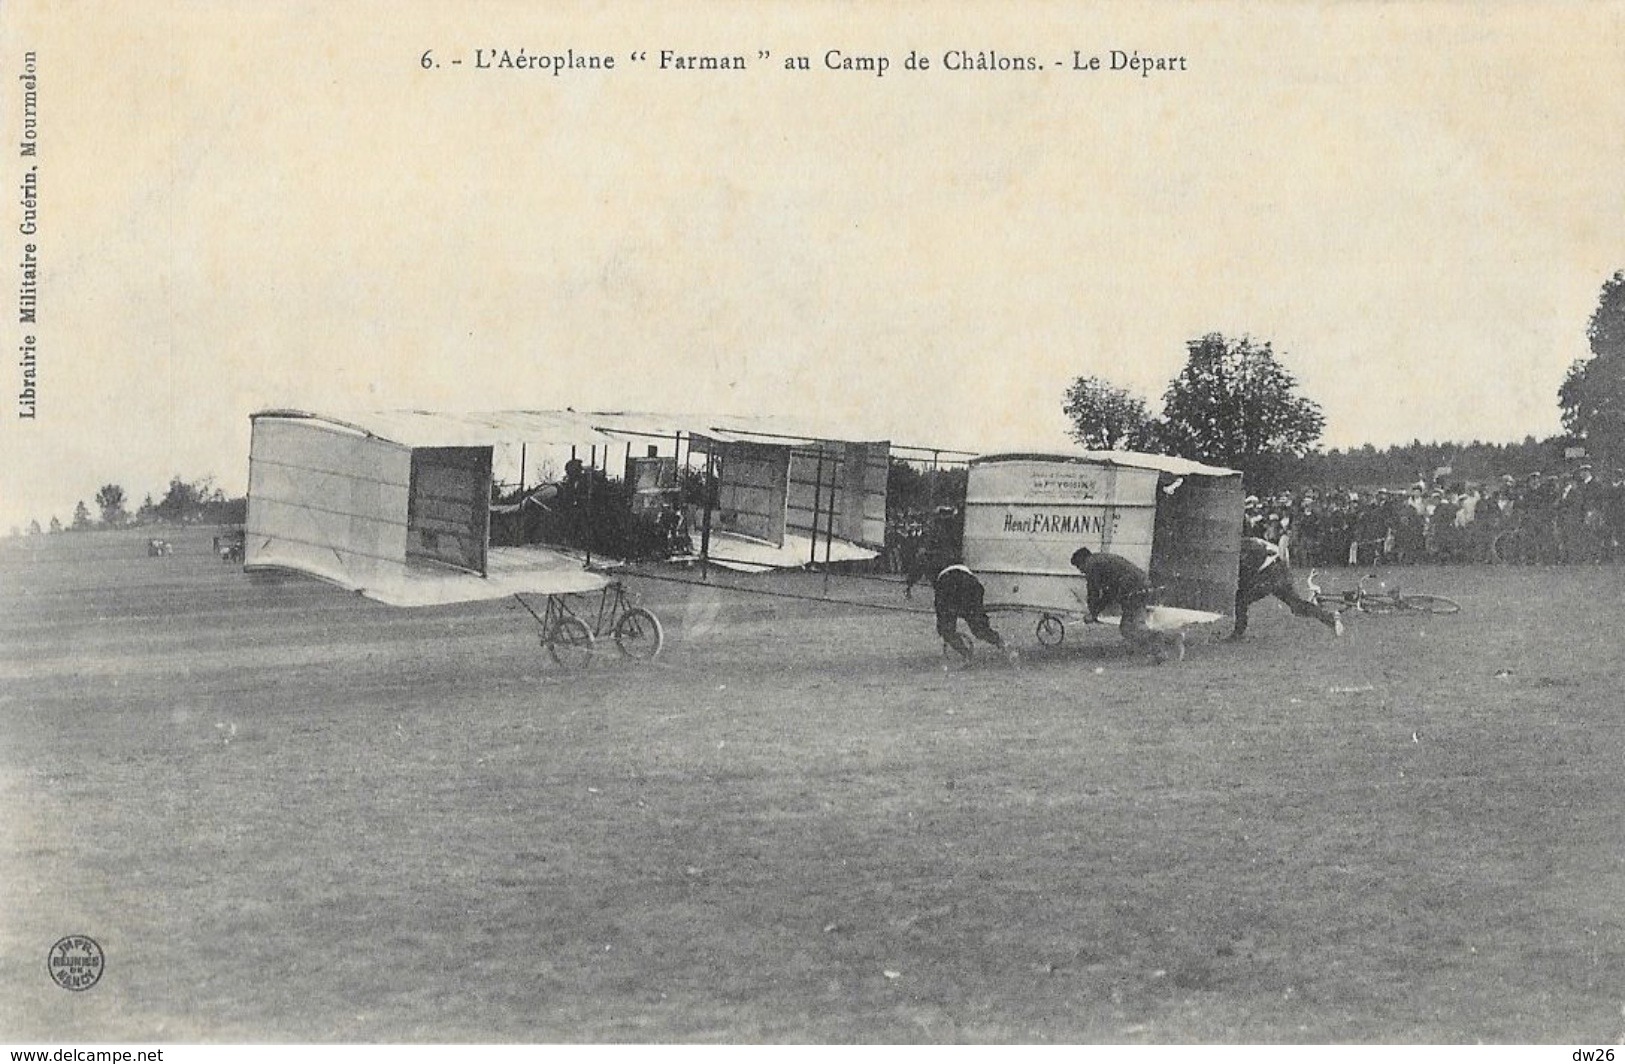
[613,607,665,661]
[545,616,594,668]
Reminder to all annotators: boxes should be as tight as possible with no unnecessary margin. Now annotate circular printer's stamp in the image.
[48,935,104,991]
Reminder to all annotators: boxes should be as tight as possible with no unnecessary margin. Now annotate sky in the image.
[0,0,1622,530]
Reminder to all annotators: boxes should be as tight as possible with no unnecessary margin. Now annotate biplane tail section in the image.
[964,450,1243,626]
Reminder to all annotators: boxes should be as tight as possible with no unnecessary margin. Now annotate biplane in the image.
[243,409,1244,666]
[243,409,899,665]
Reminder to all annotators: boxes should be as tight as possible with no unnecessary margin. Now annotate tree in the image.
[1558,270,1625,464]
[72,501,92,530]
[1061,376,1158,451]
[154,476,230,523]
[884,459,967,516]
[1156,333,1325,487]
[155,477,202,523]
[95,484,128,526]
[48,516,62,534]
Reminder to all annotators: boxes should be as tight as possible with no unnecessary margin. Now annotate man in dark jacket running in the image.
[907,556,1016,666]
[1069,547,1185,663]
[1231,536,1343,640]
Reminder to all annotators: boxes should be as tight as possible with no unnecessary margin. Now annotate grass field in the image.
[3,528,1624,1043]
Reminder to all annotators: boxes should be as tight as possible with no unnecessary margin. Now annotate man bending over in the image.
[1068,547,1185,664]
[909,558,1016,666]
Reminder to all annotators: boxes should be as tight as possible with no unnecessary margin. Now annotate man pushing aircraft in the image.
[1068,547,1187,664]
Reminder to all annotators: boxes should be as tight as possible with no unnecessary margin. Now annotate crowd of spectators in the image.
[1252,464,1625,567]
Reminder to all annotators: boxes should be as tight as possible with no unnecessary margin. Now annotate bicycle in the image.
[1306,570,1460,615]
[516,580,665,668]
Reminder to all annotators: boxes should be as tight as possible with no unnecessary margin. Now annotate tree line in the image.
[10,476,246,537]
[1062,269,1625,490]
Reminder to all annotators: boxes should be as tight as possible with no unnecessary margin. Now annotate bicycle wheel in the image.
[1490,529,1524,565]
[1397,594,1460,615]
[545,616,595,668]
[1356,595,1401,615]
[1035,613,1066,647]
[612,607,665,661]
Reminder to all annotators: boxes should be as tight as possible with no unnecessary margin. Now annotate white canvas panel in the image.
[245,417,413,592]
[246,496,406,581]
[361,545,610,608]
[785,442,889,549]
[716,447,788,545]
[964,456,1162,609]
[251,417,412,484]
[965,459,1159,508]
[701,530,878,572]
[247,462,410,526]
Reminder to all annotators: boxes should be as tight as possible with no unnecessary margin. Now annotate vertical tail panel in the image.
[407,447,493,575]
[1149,472,1243,615]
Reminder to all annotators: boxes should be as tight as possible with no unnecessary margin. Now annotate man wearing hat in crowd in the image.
[1525,471,1562,560]
[1561,463,1605,563]
[1353,490,1390,567]
[1242,495,1264,537]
